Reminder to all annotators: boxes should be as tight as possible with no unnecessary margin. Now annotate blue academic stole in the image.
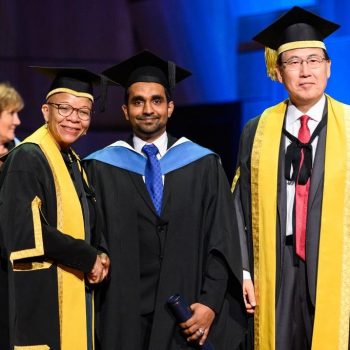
[84,139,215,175]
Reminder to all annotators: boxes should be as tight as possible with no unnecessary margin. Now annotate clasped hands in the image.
[86,252,110,284]
[179,303,215,346]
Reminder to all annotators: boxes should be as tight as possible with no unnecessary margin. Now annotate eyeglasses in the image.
[282,55,327,71]
[47,103,92,121]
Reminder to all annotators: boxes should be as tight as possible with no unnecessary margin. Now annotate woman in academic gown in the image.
[0,67,109,350]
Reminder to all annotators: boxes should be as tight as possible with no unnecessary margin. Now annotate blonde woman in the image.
[0,82,23,156]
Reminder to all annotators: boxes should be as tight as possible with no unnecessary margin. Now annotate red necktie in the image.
[295,115,311,260]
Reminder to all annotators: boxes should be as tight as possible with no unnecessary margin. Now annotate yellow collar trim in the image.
[312,96,350,349]
[251,100,286,349]
[23,125,89,348]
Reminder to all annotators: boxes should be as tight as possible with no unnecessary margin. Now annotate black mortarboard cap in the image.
[102,50,191,90]
[253,7,340,81]
[31,66,105,101]
[253,6,340,54]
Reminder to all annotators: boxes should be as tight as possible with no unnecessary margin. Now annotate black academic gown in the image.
[4,140,16,152]
[0,143,101,350]
[84,135,246,350]
[233,106,327,349]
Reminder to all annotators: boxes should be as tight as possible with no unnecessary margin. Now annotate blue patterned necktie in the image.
[142,144,163,215]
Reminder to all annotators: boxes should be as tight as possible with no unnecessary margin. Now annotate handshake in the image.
[86,252,110,284]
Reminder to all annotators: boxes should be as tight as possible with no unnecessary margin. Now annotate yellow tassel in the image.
[265,47,278,81]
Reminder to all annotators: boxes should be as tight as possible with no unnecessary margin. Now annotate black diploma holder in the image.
[167,294,214,350]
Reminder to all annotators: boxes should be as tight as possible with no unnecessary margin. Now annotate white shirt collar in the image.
[286,94,325,128]
[133,132,168,157]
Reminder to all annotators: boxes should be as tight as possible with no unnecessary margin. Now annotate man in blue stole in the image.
[84,50,245,350]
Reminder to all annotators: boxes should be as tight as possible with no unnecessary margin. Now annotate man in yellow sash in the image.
[0,67,110,350]
[233,6,350,350]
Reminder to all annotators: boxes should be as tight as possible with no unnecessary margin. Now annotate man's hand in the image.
[86,253,110,284]
[179,303,215,346]
[243,279,256,314]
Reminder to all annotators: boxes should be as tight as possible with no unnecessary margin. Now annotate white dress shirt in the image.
[133,132,168,183]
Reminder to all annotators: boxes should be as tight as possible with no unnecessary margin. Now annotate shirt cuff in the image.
[243,269,252,280]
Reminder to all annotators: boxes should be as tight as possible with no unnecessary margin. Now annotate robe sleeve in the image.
[232,116,260,277]
[198,253,228,314]
[198,155,243,314]
[42,225,97,273]
[233,183,250,272]
[0,146,97,273]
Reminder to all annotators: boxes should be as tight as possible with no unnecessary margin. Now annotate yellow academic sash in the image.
[23,125,89,350]
[250,96,350,349]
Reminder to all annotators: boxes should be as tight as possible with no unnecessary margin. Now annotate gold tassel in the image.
[265,47,278,81]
